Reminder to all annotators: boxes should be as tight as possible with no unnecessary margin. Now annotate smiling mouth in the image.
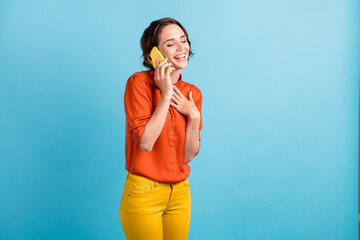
[174,53,186,59]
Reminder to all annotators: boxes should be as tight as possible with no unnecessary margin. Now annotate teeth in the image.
[175,54,185,59]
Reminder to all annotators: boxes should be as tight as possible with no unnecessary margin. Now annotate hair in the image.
[140,17,194,70]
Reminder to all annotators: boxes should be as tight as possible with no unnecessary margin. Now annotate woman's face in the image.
[157,24,190,70]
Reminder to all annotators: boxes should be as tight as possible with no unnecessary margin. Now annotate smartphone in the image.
[148,46,172,72]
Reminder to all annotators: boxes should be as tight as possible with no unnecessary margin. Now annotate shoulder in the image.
[127,70,154,84]
[126,70,154,88]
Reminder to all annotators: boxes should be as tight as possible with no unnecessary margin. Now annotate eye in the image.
[167,44,174,47]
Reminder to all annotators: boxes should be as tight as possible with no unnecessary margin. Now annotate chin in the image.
[177,62,188,70]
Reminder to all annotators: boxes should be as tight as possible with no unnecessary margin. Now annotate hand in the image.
[170,85,200,119]
[154,58,175,97]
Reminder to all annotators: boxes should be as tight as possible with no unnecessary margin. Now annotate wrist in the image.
[187,110,200,120]
[161,91,172,101]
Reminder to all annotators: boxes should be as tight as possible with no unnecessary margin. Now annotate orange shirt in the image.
[124,70,202,183]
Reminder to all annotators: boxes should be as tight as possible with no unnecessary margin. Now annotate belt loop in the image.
[155,181,158,188]
[126,173,129,179]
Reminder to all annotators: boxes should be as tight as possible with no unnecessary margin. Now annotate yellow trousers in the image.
[120,173,191,240]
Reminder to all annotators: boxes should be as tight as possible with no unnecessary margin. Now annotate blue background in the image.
[1,0,359,239]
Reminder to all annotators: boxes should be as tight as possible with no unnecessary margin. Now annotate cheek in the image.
[162,49,174,59]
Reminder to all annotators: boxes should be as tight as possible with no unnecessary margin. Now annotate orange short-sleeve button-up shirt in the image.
[124,70,202,183]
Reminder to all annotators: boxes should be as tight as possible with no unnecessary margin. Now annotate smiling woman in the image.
[140,19,194,72]
[119,18,203,240]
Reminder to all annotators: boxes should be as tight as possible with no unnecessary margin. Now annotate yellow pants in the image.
[120,173,191,240]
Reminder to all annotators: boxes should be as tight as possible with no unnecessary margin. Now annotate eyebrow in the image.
[163,35,186,45]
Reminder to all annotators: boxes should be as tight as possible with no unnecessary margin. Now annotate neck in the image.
[170,69,181,84]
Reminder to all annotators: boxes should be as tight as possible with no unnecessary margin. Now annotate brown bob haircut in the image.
[140,17,194,70]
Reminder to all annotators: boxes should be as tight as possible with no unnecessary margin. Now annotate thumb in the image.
[189,91,194,102]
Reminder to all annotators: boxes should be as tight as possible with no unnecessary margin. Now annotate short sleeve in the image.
[124,74,152,145]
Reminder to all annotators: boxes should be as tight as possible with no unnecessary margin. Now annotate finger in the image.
[170,102,179,110]
[160,62,173,78]
[165,66,175,76]
[173,85,185,98]
[171,95,181,104]
[160,63,173,70]
[172,88,182,101]
[155,58,159,75]
[158,57,168,66]
[189,91,194,102]
[160,62,173,73]
[168,67,175,75]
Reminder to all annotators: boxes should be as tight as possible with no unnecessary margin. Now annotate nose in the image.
[176,42,185,51]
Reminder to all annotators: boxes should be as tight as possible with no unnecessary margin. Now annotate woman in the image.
[120,17,202,240]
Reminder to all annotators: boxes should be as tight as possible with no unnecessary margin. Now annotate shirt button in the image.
[170,132,173,135]
[173,169,176,172]
[171,151,174,154]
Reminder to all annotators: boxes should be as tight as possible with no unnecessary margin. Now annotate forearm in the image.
[139,94,171,152]
[183,114,201,163]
